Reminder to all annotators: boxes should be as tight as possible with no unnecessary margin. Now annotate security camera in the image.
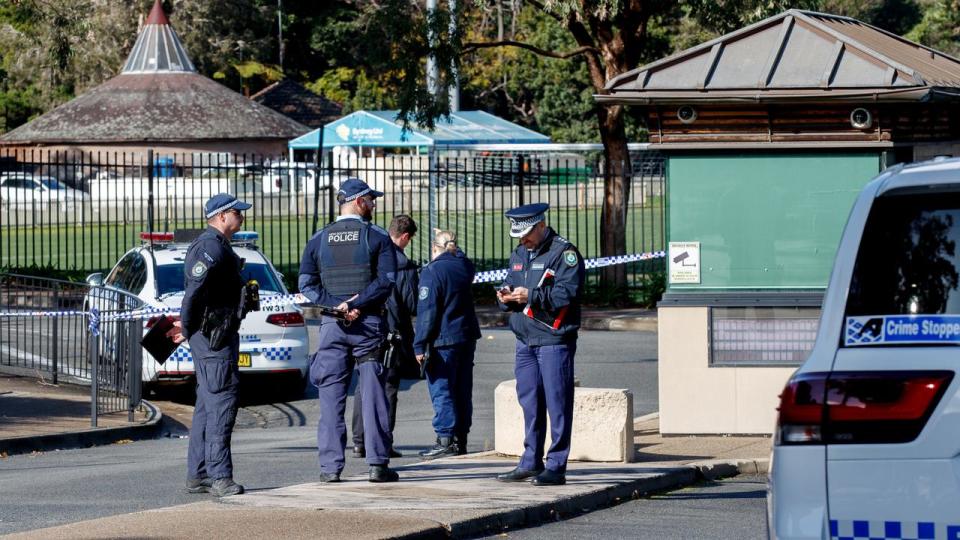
[850,108,873,129]
[677,105,698,124]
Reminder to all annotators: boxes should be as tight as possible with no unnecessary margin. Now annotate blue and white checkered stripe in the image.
[471,249,666,284]
[830,519,960,540]
[163,345,294,364]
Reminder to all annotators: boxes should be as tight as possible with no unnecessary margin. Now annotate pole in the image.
[448,0,459,111]
[277,0,284,72]
[426,0,438,97]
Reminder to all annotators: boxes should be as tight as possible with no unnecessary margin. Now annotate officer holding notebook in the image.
[494,203,585,486]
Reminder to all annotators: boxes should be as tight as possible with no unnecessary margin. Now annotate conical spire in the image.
[122,0,195,74]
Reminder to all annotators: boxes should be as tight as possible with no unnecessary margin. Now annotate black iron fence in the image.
[0,273,143,424]
[0,148,665,293]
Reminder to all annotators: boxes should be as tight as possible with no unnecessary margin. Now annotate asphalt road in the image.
[480,475,769,540]
[0,328,658,535]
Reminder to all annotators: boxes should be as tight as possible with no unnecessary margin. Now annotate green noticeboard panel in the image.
[668,153,881,290]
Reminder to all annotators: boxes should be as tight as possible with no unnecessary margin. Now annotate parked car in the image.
[84,230,310,393]
[0,172,90,208]
[768,157,960,539]
[260,162,347,194]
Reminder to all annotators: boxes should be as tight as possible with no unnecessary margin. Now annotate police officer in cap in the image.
[495,203,585,486]
[169,193,251,497]
[299,178,400,483]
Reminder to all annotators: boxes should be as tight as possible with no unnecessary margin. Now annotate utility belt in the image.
[201,280,259,350]
[355,329,401,370]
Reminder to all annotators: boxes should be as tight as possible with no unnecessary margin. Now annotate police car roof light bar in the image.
[232,231,260,244]
[139,232,175,243]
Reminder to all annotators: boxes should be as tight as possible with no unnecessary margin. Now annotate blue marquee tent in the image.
[288,109,550,150]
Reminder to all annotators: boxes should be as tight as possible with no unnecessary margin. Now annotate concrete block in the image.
[495,380,634,463]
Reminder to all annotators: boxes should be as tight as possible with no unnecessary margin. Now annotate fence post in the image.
[147,149,155,235]
[127,319,142,422]
[516,155,526,207]
[89,328,99,428]
[51,288,59,385]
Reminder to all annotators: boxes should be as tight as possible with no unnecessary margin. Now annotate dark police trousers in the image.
[187,332,240,480]
[312,313,391,474]
[515,341,576,474]
[351,366,400,449]
[426,341,476,439]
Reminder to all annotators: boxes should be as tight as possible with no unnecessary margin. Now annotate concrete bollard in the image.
[494,380,635,463]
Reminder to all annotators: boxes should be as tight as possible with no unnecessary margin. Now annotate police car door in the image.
[827,187,960,537]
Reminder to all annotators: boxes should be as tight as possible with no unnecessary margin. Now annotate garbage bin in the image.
[153,157,175,178]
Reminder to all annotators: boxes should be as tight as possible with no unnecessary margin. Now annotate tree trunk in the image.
[597,102,631,290]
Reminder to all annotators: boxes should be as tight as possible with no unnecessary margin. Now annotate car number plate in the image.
[238,353,252,368]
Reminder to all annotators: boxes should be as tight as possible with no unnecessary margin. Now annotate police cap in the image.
[338,178,384,202]
[505,202,549,238]
[204,193,251,219]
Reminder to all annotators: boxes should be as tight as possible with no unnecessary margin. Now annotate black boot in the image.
[418,436,458,460]
[455,434,468,455]
[369,465,399,483]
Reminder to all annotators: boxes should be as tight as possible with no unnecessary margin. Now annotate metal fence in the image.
[0,147,665,291]
[0,273,143,424]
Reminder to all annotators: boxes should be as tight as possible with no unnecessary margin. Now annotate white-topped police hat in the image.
[204,193,251,219]
[505,202,549,238]
[338,178,384,202]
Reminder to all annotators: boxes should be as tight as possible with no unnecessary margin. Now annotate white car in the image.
[85,231,310,390]
[0,172,90,208]
[768,157,960,539]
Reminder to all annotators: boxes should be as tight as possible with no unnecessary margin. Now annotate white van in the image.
[768,157,960,539]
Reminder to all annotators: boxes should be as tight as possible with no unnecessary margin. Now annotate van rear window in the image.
[846,192,960,318]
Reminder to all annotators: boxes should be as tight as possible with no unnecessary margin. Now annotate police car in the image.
[85,231,309,389]
[769,157,960,539]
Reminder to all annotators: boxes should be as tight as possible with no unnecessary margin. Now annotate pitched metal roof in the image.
[250,79,342,128]
[601,9,960,104]
[121,0,195,74]
[0,1,308,144]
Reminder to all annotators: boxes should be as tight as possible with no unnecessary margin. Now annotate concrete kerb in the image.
[0,399,163,457]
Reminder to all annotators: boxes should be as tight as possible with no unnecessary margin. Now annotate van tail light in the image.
[145,315,180,328]
[266,312,304,327]
[775,371,953,446]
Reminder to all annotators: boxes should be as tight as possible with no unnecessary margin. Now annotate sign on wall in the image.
[669,241,701,284]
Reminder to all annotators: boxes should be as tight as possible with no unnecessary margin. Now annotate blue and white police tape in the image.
[471,249,666,284]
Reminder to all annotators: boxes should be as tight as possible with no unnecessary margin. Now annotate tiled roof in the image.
[250,79,342,128]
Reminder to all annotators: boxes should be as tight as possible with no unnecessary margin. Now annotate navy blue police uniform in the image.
[413,247,481,457]
[352,241,418,456]
[496,203,585,486]
[181,193,251,493]
[298,179,398,481]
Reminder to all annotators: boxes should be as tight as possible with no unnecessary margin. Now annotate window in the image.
[710,307,820,366]
[846,191,960,319]
[106,252,139,290]
[155,262,283,296]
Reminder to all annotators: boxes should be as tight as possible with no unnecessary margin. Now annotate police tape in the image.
[471,250,666,283]
[0,250,666,335]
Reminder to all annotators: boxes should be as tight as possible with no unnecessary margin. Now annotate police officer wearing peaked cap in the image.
[169,193,251,497]
[495,202,585,486]
[298,178,400,483]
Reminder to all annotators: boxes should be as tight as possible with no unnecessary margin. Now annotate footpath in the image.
[0,308,771,539]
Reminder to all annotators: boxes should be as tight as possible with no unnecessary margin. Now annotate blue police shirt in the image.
[180,226,244,341]
[498,227,585,345]
[413,249,482,355]
[298,215,397,311]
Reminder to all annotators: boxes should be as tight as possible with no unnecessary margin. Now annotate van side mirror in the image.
[86,272,104,286]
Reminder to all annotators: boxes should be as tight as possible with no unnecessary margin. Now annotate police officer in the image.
[495,203,585,486]
[298,178,399,483]
[352,214,419,459]
[413,229,481,459]
[169,193,251,497]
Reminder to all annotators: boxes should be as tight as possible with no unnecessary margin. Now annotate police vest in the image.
[321,219,373,297]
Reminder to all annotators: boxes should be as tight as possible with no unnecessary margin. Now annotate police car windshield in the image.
[156,263,283,296]
[846,191,960,318]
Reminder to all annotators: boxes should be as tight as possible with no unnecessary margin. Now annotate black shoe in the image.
[318,471,341,483]
[369,465,399,483]
[531,469,566,486]
[455,434,468,455]
[352,445,365,458]
[419,436,458,460]
[389,448,403,458]
[185,476,213,494]
[210,478,245,497]
[496,467,543,482]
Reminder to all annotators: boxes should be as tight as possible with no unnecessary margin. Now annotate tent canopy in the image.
[288,109,550,150]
